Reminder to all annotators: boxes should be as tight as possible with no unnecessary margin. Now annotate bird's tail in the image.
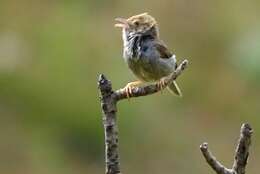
[167,81,182,97]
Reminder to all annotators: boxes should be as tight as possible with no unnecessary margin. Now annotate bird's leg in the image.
[123,80,143,99]
[156,77,168,93]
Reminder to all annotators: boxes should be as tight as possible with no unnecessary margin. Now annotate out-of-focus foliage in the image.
[0,0,259,174]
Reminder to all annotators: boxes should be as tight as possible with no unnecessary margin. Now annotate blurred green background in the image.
[0,0,260,174]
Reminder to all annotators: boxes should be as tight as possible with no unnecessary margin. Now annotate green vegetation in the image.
[0,1,259,173]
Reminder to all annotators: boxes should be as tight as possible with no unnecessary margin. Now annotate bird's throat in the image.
[122,26,159,59]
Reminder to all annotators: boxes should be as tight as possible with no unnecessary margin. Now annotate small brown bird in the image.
[115,13,182,97]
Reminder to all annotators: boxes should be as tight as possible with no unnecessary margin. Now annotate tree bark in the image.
[98,74,120,174]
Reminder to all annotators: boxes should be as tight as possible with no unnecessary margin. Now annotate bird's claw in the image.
[122,81,143,100]
[123,83,135,100]
[156,78,167,94]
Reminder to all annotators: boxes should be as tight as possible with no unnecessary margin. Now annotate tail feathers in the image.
[167,81,182,97]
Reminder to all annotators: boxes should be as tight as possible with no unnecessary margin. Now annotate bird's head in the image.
[115,13,158,35]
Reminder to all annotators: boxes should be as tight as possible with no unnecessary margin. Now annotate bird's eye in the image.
[134,21,139,26]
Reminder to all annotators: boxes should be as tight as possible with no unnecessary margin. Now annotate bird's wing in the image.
[155,40,173,59]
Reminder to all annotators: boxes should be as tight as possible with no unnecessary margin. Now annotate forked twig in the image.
[200,124,253,174]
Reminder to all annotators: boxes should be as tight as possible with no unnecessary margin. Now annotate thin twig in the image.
[200,143,232,174]
[200,123,253,174]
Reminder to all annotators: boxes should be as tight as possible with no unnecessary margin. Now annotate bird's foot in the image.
[156,77,168,94]
[123,81,143,100]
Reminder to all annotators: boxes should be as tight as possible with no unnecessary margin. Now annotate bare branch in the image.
[98,59,188,174]
[113,59,188,101]
[232,123,253,174]
[200,124,253,174]
[98,74,120,174]
[200,143,232,174]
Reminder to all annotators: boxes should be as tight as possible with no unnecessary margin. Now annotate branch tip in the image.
[241,123,253,136]
[98,74,112,93]
[200,142,208,151]
[98,74,107,85]
[180,59,189,70]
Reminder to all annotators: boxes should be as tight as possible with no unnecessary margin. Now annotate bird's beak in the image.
[114,18,129,28]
